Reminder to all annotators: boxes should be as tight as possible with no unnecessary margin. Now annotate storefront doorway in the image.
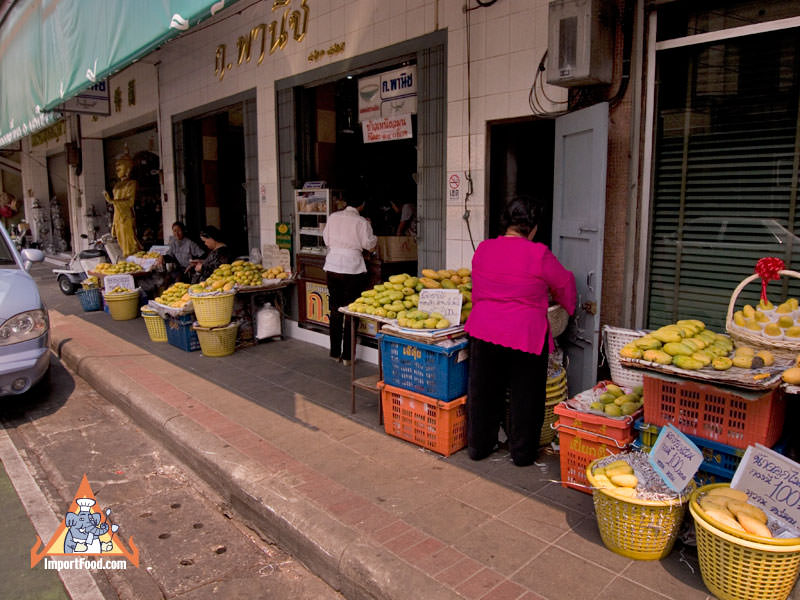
[46,152,70,253]
[180,105,248,258]
[487,118,555,246]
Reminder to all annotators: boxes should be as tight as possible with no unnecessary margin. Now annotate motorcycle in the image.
[53,233,123,295]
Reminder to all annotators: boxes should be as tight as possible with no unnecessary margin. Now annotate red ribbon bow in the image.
[755,257,785,304]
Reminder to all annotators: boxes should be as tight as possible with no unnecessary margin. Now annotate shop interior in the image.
[487,118,555,246]
[180,105,248,257]
[296,68,418,238]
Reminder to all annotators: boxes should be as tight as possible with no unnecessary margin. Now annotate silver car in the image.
[0,226,49,395]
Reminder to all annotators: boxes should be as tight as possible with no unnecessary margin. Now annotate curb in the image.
[49,326,461,600]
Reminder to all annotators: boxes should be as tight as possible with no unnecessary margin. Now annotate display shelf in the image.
[295,189,341,254]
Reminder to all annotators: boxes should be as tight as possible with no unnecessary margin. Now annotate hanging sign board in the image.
[103,274,135,292]
[647,423,704,493]
[57,81,111,115]
[731,444,800,537]
[418,289,463,327]
[148,245,169,255]
[362,115,413,144]
[358,65,417,122]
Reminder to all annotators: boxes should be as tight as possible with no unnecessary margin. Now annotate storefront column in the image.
[79,138,110,243]
[20,140,49,244]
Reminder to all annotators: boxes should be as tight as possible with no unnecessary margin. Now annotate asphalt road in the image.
[1,318,343,599]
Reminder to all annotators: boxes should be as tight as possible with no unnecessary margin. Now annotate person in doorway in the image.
[190,225,233,283]
[465,195,576,466]
[163,222,204,270]
[323,196,377,365]
[393,200,417,237]
[103,153,142,257]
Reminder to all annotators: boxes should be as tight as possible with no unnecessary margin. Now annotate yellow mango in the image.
[419,277,442,289]
[705,508,746,532]
[619,344,642,359]
[727,501,767,524]
[712,356,733,370]
[609,474,638,488]
[737,513,772,538]
[672,355,704,370]
[706,487,749,503]
[421,269,440,280]
[663,342,693,356]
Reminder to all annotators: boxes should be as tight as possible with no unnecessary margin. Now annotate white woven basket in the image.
[602,325,646,388]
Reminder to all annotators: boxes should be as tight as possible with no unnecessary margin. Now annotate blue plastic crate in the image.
[165,313,200,352]
[378,334,468,401]
[76,287,102,311]
[634,418,744,480]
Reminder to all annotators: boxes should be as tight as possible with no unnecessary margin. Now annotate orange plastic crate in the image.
[378,381,466,457]
[556,425,634,493]
[553,400,639,443]
[642,375,785,450]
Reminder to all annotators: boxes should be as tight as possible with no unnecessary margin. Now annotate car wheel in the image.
[58,274,78,295]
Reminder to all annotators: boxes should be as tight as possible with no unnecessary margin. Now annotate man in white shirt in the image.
[323,197,377,365]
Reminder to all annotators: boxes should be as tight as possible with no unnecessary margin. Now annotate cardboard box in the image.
[377,236,417,262]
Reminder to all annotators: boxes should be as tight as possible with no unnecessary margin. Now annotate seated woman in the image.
[190,226,233,283]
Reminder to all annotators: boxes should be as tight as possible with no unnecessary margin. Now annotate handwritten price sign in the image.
[731,444,800,537]
[418,289,462,327]
[648,423,704,492]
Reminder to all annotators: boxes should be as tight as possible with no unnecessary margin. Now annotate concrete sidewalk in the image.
[46,308,713,600]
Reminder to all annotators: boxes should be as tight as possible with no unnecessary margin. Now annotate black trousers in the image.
[467,336,549,466]
[326,271,369,361]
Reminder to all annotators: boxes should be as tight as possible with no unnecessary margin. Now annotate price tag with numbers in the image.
[731,444,800,537]
[648,423,704,492]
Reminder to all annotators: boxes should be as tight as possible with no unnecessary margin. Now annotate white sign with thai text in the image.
[103,274,135,292]
[362,115,413,144]
[418,289,462,327]
[648,423,704,492]
[358,66,417,122]
[731,444,800,537]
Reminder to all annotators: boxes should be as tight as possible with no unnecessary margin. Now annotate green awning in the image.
[0,0,241,147]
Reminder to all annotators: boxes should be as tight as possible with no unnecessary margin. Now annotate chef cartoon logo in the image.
[31,474,139,568]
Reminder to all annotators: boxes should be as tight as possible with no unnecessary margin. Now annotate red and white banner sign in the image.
[362,115,413,144]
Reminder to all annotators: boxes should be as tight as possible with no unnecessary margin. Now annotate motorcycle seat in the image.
[79,249,106,259]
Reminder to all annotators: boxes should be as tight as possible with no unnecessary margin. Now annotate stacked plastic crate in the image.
[376,334,469,456]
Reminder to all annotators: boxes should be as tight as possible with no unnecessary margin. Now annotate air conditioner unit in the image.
[547,0,614,87]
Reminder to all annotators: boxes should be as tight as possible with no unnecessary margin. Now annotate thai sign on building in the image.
[362,115,413,144]
[357,65,417,122]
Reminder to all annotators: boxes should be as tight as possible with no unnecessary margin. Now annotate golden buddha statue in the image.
[103,154,142,257]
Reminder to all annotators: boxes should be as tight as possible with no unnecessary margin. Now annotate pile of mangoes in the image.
[347,268,473,326]
[619,320,737,371]
[154,282,191,308]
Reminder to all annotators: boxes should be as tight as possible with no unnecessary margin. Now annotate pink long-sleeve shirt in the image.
[464,236,577,355]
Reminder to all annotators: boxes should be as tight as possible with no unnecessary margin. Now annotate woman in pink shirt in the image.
[465,196,576,466]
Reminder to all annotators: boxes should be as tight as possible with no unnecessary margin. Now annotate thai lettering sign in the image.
[362,115,413,144]
[648,423,703,492]
[358,65,417,122]
[731,444,800,537]
[215,0,309,81]
[418,289,462,327]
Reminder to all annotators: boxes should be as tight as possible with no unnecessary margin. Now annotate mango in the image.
[733,354,753,369]
[388,274,409,283]
[598,392,616,404]
[673,355,704,370]
[778,316,794,328]
[776,302,793,314]
[712,356,733,370]
[643,349,673,365]
[727,501,767,524]
[419,277,441,289]
[634,336,662,350]
[653,327,683,343]
[663,342,693,356]
[756,350,775,366]
[737,513,772,537]
[763,323,782,337]
[759,299,775,311]
[456,268,471,277]
[607,487,637,498]
[782,367,800,384]
[605,384,624,397]
[440,278,456,289]
[734,345,754,356]
[786,326,800,338]
[706,487,748,503]
[705,508,746,532]
[590,401,604,411]
[610,474,638,488]
[743,304,756,319]
[421,269,440,280]
[619,344,642,359]
[691,351,712,366]
[604,404,622,417]
[620,402,639,416]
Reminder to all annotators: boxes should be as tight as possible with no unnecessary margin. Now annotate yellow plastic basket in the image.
[189,291,235,327]
[586,458,693,560]
[103,290,140,321]
[690,484,800,600]
[192,321,238,357]
[141,309,167,342]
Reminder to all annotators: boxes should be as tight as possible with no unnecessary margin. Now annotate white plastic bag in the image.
[255,302,281,340]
